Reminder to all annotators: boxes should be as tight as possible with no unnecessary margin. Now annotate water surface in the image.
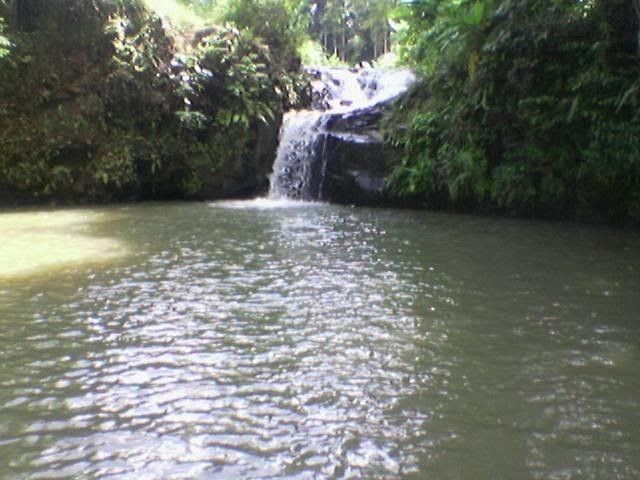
[1,201,639,479]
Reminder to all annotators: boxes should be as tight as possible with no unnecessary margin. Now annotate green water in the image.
[1,200,639,479]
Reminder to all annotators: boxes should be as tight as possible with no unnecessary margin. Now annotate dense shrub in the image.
[0,0,306,204]
[390,0,640,224]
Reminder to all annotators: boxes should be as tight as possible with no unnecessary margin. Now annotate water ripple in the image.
[1,203,639,478]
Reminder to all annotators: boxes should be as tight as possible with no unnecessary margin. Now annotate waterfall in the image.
[268,111,328,200]
[268,67,415,201]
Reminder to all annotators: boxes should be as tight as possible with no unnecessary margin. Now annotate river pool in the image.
[1,200,639,479]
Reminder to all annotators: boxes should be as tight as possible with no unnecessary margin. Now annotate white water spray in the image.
[269,67,415,201]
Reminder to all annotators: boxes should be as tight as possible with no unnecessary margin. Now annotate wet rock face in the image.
[269,67,414,206]
[317,101,400,205]
[319,130,399,206]
[198,110,284,199]
[270,103,401,205]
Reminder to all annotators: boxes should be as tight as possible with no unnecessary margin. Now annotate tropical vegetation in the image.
[0,16,9,57]
[1,0,639,224]
[0,0,306,203]
[175,0,400,64]
[390,0,640,224]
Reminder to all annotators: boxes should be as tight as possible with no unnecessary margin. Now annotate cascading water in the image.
[268,67,415,201]
[267,111,328,200]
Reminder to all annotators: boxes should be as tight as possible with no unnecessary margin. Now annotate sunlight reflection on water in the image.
[211,197,322,210]
[0,202,639,479]
[0,209,129,279]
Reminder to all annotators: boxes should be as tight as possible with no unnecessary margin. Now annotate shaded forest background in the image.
[1,0,640,224]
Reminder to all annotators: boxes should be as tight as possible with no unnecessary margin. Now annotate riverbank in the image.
[387,1,640,227]
[1,1,639,227]
[0,0,306,205]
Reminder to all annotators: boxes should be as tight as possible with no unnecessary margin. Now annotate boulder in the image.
[317,101,401,205]
[319,130,399,205]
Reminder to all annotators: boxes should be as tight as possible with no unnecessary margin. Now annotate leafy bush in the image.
[222,0,304,68]
[0,0,303,204]
[182,26,277,128]
[390,0,640,224]
[298,38,347,67]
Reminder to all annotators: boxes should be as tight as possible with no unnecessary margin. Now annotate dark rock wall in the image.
[318,103,402,206]
[320,131,399,205]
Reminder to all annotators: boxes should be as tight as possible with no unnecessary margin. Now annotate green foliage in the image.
[0,17,10,58]
[310,0,397,64]
[143,0,209,28]
[150,0,399,65]
[390,111,441,196]
[0,0,298,204]
[395,0,497,77]
[576,119,640,221]
[222,0,304,67]
[298,38,347,67]
[90,143,138,193]
[184,26,277,128]
[390,0,640,224]
[439,142,489,202]
[211,1,309,108]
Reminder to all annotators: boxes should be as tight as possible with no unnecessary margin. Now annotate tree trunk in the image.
[16,0,42,31]
[342,29,346,62]
[384,27,389,55]
[634,0,640,58]
[311,0,327,36]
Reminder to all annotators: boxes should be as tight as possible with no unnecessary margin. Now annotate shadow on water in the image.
[0,201,639,478]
